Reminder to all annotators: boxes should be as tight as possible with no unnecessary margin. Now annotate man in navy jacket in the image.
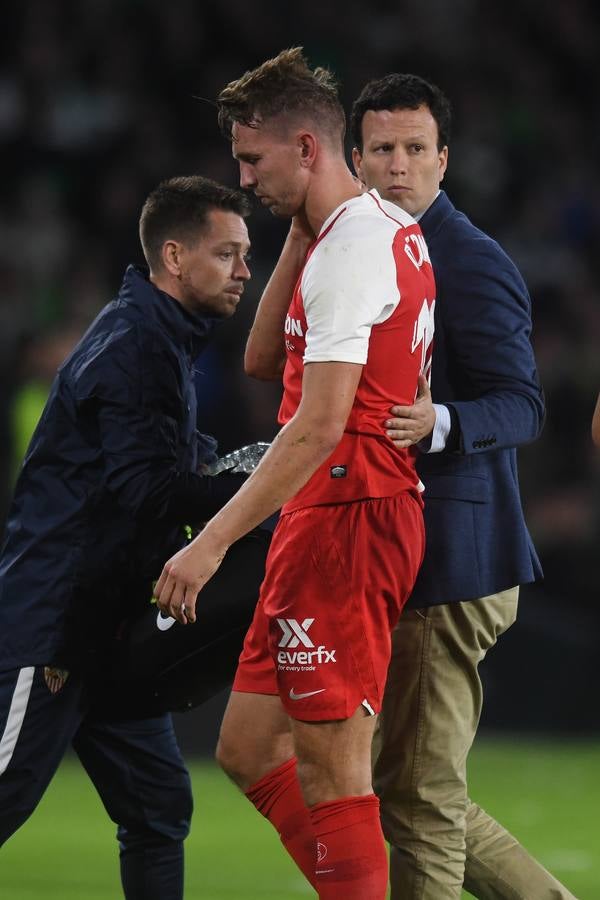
[352,76,575,898]
[0,176,250,898]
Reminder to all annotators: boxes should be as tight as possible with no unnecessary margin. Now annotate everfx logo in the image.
[276,618,337,669]
[277,618,315,648]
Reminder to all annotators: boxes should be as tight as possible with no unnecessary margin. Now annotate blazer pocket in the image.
[422,474,490,503]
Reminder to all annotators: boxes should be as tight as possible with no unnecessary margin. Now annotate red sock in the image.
[309,793,388,899]
[245,757,317,888]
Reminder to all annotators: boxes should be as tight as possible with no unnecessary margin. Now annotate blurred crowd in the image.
[2,0,599,617]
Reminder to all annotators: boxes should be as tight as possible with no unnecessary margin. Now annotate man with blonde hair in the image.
[155,49,435,898]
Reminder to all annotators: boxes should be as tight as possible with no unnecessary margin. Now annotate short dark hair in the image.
[216,47,345,150]
[139,175,251,271]
[351,74,452,152]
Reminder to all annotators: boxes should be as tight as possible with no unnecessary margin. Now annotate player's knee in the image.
[296,755,338,804]
[296,752,373,805]
[215,732,251,788]
[216,729,291,792]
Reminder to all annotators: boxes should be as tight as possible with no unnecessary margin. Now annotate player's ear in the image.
[297,132,318,168]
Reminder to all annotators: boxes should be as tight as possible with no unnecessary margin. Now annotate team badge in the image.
[44,666,70,694]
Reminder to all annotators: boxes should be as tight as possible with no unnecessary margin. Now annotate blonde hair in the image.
[217,47,345,149]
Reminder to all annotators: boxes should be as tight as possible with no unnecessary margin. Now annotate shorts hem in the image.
[282,695,382,723]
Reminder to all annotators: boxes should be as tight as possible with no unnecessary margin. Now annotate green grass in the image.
[2,738,598,898]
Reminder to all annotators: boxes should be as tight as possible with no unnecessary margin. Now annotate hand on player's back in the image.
[385,374,435,448]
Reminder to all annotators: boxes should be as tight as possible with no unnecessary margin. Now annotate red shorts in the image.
[233,491,424,721]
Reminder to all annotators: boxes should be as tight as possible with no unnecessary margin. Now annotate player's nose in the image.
[239,162,256,190]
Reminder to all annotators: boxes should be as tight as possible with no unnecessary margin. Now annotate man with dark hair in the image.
[155,49,434,899]
[0,175,251,899]
[351,74,574,899]
[139,176,251,273]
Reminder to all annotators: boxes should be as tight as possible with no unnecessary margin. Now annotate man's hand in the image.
[385,374,435,448]
[244,214,314,381]
[154,531,228,625]
[289,210,315,244]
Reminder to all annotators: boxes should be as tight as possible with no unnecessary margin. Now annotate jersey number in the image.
[411,299,435,381]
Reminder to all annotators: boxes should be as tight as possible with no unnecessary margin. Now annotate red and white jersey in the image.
[280,189,436,513]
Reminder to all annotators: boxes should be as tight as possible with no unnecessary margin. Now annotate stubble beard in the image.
[264,184,303,219]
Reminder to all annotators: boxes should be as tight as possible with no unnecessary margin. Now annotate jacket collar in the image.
[116,265,218,357]
[418,190,456,241]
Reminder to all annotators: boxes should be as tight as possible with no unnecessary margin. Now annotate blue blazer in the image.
[407,191,544,608]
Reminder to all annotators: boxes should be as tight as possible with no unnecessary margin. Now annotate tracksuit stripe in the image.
[0,667,35,775]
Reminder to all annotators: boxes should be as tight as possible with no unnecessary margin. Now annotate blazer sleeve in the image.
[72,331,245,522]
[439,235,545,454]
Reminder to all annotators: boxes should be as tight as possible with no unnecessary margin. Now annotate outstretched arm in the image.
[154,360,362,621]
[244,217,313,380]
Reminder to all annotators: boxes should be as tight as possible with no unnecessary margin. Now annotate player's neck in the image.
[304,164,362,235]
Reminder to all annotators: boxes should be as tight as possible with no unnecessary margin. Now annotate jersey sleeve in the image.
[301,221,401,365]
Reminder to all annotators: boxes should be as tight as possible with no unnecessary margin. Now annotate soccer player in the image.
[0,176,251,899]
[155,49,435,898]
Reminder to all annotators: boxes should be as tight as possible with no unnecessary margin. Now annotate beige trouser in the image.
[373,589,577,900]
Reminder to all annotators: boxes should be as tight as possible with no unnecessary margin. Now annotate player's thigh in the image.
[0,666,85,842]
[291,705,377,805]
[217,690,293,789]
[264,496,424,725]
[73,712,192,839]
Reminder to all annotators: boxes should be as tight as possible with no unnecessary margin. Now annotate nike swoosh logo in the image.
[289,688,326,701]
[156,612,176,632]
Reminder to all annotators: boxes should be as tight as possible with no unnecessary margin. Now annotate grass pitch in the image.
[2,738,598,898]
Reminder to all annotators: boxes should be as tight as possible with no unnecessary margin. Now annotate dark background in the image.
[1,0,599,752]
